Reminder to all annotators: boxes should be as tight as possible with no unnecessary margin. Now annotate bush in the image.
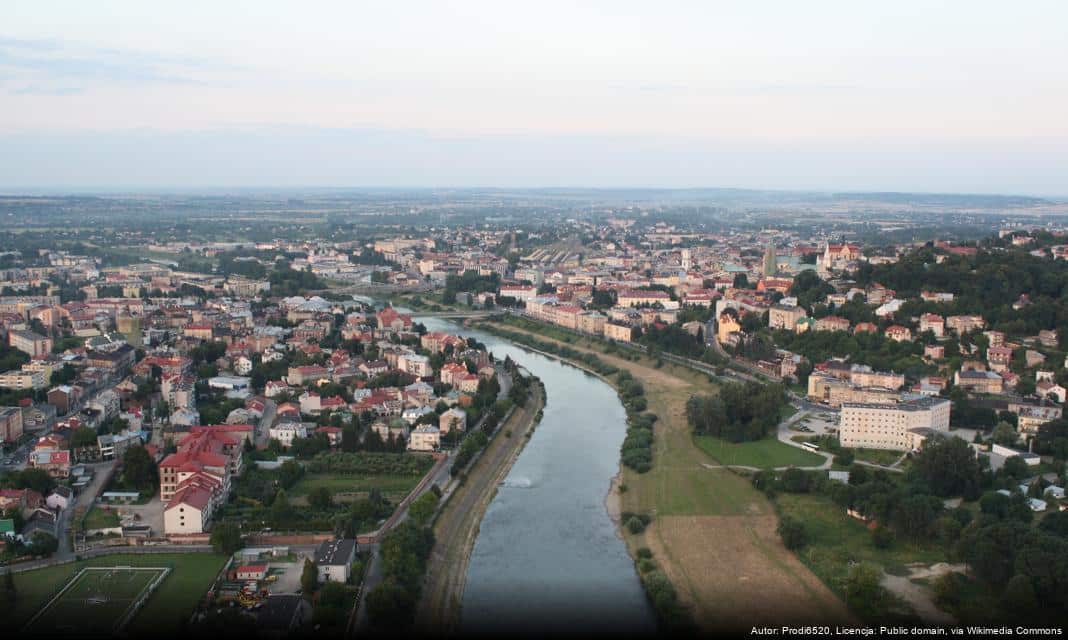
[636,547,653,559]
[780,467,812,493]
[834,451,855,466]
[871,525,894,549]
[637,558,658,573]
[777,515,807,550]
[626,516,647,534]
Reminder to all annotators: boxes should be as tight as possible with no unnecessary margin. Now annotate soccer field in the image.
[24,567,169,636]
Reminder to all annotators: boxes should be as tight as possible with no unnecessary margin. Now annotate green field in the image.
[853,448,906,467]
[289,473,423,501]
[12,553,228,634]
[83,507,121,531]
[24,567,165,635]
[776,493,947,588]
[694,435,826,469]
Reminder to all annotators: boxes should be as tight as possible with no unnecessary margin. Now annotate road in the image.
[413,382,544,635]
[254,399,278,449]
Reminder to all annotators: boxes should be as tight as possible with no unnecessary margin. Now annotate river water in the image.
[419,317,656,635]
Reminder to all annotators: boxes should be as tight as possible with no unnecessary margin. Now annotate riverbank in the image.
[414,381,546,633]
[479,320,855,632]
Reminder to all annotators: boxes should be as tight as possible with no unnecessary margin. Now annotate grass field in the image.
[694,434,826,469]
[83,507,121,530]
[776,493,947,586]
[24,567,165,635]
[487,322,854,629]
[289,472,422,502]
[12,553,228,634]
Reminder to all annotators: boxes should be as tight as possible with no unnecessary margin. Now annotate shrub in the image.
[636,547,653,559]
[871,525,894,549]
[777,515,807,550]
[627,516,647,534]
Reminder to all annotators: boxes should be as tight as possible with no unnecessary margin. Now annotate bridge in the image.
[413,310,500,320]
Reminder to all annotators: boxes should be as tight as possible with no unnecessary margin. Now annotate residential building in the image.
[768,304,807,331]
[408,424,441,451]
[439,407,467,434]
[8,329,52,358]
[814,316,850,333]
[954,369,1004,394]
[0,406,23,443]
[0,369,47,390]
[919,314,945,338]
[604,322,633,342]
[314,538,358,583]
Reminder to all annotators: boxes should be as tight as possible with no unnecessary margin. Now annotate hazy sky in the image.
[2,1,1066,194]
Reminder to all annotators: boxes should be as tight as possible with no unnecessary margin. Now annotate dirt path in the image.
[414,384,545,634]
[881,563,966,626]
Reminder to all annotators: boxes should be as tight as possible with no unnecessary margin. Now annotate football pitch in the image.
[23,566,170,635]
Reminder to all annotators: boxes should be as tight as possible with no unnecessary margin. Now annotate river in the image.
[419,317,656,635]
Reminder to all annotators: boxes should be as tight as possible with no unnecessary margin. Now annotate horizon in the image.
[3,1,1067,195]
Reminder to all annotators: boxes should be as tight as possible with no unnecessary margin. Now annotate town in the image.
[2,194,1068,634]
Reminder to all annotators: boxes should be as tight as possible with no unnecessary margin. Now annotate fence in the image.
[5,544,214,574]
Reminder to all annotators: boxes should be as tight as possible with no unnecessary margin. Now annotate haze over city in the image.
[2,0,1067,194]
[3,3,1068,639]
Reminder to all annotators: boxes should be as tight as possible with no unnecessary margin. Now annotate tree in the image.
[871,525,894,549]
[1,568,15,610]
[271,489,293,525]
[777,515,807,550]
[365,578,416,626]
[210,522,244,555]
[993,421,1018,446]
[844,562,886,618]
[932,572,963,608]
[1002,574,1038,613]
[70,426,98,449]
[121,445,157,489]
[911,436,981,498]
[8,467,54,495]
[277,460,304,488]
[407,491,438,526]
[308,486,334,510]
[27,532,58,557]
[300,559,318,598]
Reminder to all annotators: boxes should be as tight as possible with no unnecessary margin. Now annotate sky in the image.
[1,0,1066,195]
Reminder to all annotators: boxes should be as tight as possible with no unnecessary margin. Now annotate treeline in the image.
[442,270,500,304]
[304,452,435,476]
[268,261,327,296]
[772,329,934,379]
[685,381,787,442]
[855,244,1068,344]
[616,370,657,473]
[365,521,436,627]
[757,435,1068,623]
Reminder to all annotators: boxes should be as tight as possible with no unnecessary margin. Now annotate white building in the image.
[438,407,467,434]
[314,539,357,583]
[839,396,951,451]
[269,422,308,448]
[408,425,441,451]
[398,353,432,378]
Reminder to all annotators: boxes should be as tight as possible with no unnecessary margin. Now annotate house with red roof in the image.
[377,307,412,332]
[236,564,270,581]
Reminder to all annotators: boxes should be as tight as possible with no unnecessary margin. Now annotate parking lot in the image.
[788,410,839,437]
